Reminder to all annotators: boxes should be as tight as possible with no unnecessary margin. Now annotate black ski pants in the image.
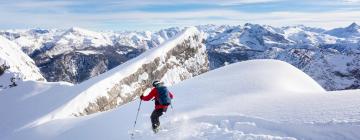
[150,108,166,129]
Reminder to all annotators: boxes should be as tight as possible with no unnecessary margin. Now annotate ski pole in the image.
[130,99,142,138]
[170,99,174,110]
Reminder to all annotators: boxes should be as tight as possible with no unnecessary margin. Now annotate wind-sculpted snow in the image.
[25,27,208,127]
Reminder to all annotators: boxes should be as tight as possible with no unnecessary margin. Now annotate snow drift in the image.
[187,59,325,94]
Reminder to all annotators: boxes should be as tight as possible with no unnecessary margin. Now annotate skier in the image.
[140,80,174,133]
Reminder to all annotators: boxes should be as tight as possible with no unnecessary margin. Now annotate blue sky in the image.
[0,0,359,31]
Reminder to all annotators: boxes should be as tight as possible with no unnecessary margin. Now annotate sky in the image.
[0,0,360,31]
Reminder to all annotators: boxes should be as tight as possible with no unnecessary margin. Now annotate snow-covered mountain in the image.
[0,27,180,83]
[0,36,45,89]
[44,27,113,57]
[1,23,360,139]
[2,59,360,140]
[0,27,208,136]
[0,28,59,55]
[281,25,337,45]
[1,23,360,90]
[326,22,360,39]
[39,27,207,118]
[197,23,360,90]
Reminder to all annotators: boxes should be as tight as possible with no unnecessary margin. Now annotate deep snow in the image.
[2,60,360,140]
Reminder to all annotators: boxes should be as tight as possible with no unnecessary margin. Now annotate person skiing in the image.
[140,80,174,133]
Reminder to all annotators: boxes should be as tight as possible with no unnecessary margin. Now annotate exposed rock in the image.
[81,32,208,115]
[49,27,208,117]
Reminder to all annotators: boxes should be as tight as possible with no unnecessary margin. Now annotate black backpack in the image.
[156,86,171,106]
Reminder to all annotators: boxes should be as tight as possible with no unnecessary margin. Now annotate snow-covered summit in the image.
[197,59,325,94]
[325,22,360,38]
[282,25,337,45]
[346,22,360,32]
[45,27,113,56]
[0,28,58,55]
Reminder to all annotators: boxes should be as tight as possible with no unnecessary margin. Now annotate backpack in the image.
[156,86,171,106]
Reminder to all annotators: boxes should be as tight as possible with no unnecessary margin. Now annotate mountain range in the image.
[1,26,360,140]
[1,23,360,90]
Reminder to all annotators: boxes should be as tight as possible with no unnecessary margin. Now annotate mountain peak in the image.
[325,22,360,37]
[243,23,265,31]
[65,27,101,37]
[244,23,259,27]
[347,22,360,30]
[29,28,50,34]
[68,27,91,34]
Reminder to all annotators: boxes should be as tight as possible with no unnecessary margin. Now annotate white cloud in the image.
[0,7,359,31]
[339,0,360,5]
[342,0,360,3]
[0,0,359,30]
[111,0,281,6]
[7,1,74,8]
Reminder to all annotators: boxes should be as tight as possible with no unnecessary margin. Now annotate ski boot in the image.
[152,124,160,134]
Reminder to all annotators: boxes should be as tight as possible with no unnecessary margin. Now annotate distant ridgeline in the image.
[1,23,360,90]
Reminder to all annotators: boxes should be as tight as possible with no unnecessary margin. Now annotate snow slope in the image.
[30,26,206,120]
[0,26,207,137]
[3,59,360,140]
[0,81,73,137]
[0,36,45,89]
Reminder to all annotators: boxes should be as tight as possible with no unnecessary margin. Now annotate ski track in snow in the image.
[132,111,360,140]
[131,92,360,140]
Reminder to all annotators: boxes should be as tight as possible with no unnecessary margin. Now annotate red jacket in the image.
[141,87,174,109]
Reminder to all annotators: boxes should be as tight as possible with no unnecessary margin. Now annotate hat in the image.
[152,80,161,87]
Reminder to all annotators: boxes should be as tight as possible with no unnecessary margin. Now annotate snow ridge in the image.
[27,27,208,127]
[0,36,45,89]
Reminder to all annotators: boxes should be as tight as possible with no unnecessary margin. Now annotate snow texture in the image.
[1,60,360,140]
